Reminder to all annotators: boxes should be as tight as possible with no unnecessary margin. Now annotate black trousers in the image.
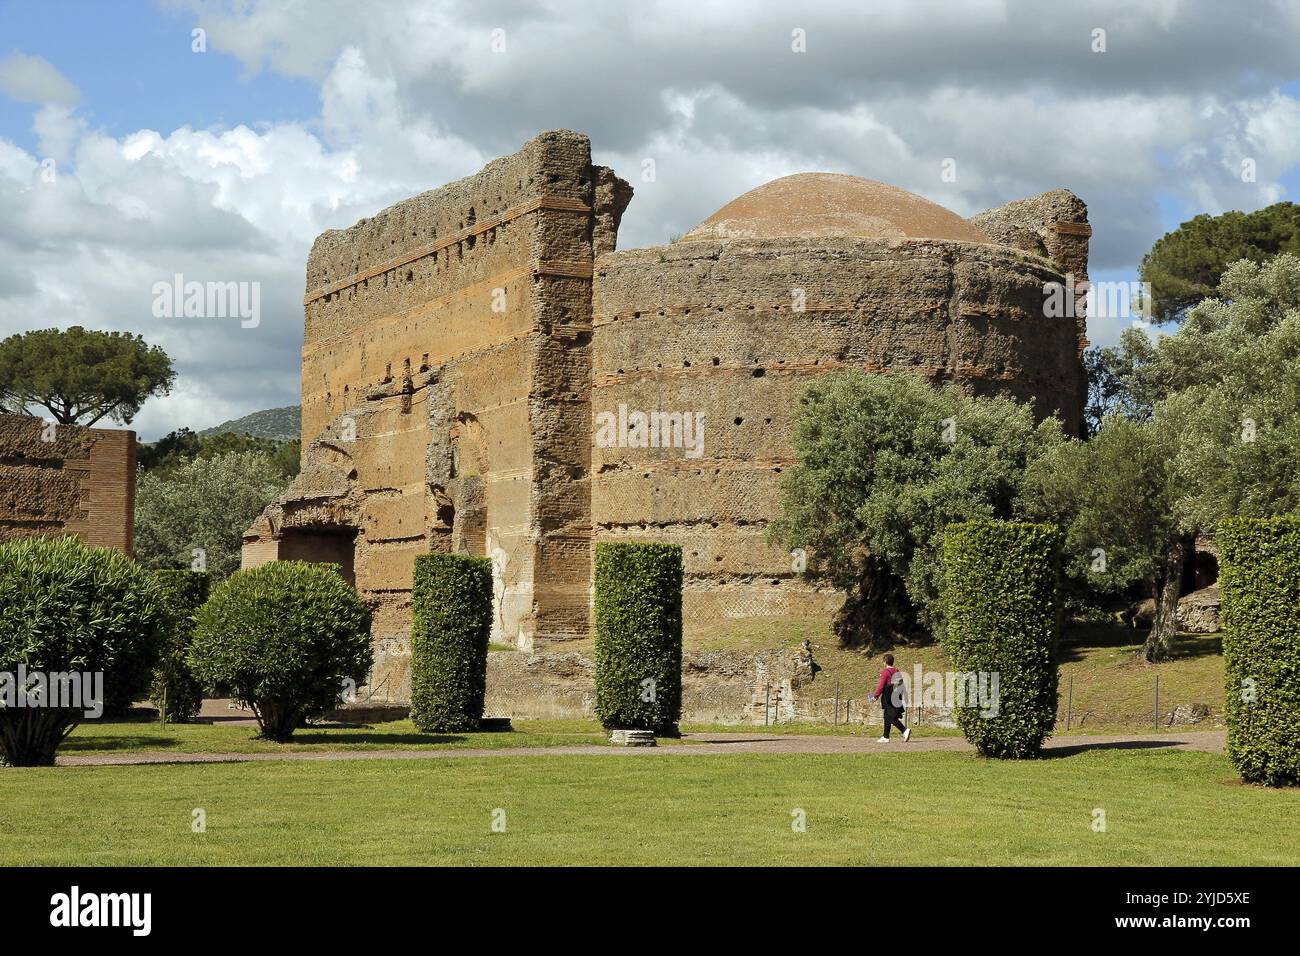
[882,704,907,738]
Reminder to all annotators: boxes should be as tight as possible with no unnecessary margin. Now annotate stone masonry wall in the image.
[244,130,631,699]
[0,413,135,553]
[590,237,1083,629]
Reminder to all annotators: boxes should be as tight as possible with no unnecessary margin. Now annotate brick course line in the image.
[303,196,592,305]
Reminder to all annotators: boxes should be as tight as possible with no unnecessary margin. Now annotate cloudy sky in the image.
[2,0,1299,440]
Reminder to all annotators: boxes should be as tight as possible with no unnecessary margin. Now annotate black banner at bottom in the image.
[0,866,1282,941]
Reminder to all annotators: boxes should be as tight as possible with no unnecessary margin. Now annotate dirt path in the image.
[56,729,1225,767]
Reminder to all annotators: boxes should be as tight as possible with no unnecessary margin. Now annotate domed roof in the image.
[681,172,989,244]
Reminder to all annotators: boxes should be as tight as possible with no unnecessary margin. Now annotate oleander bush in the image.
[943,520,1062,758]
[594,542,683,735]
[189,561,372,741]
[148,569,210,722]
[1219,516,1300,787]
[0,536,166,766]
[409,553,493,733]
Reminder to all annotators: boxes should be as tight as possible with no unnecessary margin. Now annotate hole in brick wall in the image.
[406,270,414,283]
[764,417,771,424]
[734,417,743,425]
[752,368,765,377]
[347,468,358,480]
[683,360,691,367]
[279,528,358,587]
[421,353,429,371]
[712,357,720,366]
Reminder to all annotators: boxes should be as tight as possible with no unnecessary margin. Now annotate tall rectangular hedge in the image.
[943,520,1061,758]
[594,542,683,735]
[1219,516,1300,787]
[409,553,493,733]
[149,569,211,722]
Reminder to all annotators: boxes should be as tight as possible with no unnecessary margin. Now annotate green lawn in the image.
[63,718,609,755]
[3,749,1295,865]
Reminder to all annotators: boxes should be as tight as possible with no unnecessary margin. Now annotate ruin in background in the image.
[242,129,1090,701]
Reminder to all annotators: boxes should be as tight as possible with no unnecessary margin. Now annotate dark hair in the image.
[884,653,894,666]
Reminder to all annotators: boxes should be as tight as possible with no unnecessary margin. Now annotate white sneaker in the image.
[903,727,911,742]
[876,736,890,743]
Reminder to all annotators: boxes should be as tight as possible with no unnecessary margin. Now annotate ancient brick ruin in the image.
[0,413,136,553]
[243,129,1089,700]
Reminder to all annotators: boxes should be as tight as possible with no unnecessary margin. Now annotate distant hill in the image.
[200,405,300,441]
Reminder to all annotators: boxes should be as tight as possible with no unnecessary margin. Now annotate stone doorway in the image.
[278,526,358,586]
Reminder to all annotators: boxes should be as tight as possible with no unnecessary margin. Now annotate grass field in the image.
[63,717,610,756]
[3,748,1295,866]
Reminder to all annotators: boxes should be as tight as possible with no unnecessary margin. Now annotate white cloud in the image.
[0,52,81,107]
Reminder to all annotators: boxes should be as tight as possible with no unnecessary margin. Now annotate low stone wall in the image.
[484,642,820,725]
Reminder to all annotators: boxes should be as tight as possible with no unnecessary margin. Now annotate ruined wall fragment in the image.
[0,413,135,553]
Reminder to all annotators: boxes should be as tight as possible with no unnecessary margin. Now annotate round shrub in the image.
[1219,516,1300,787]
[189,560,372,741]
[409,553,492,733]
[943,520,1061,758]
[594,542,683,735]
[0,536,166,766]
[148,569,210,722]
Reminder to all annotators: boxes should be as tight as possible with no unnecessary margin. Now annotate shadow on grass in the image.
[1057,621,1222,664]
[1044,739,1187,759]
[63,735,179,752]
[287,732,466,746]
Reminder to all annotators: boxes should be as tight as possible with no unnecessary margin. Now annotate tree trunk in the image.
[832,554,917,651]
[1144,535,1188,663]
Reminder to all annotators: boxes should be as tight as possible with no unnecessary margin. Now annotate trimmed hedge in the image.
[943,520,1061,758]
[149,569,210,722]
[1219,516,1300,787]
[409,553,493,733]
[188,561,372,741]
[0,536,166,766]
[594,542,683,735]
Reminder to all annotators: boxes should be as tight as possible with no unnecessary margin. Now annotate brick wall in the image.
[0,413,135,553]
